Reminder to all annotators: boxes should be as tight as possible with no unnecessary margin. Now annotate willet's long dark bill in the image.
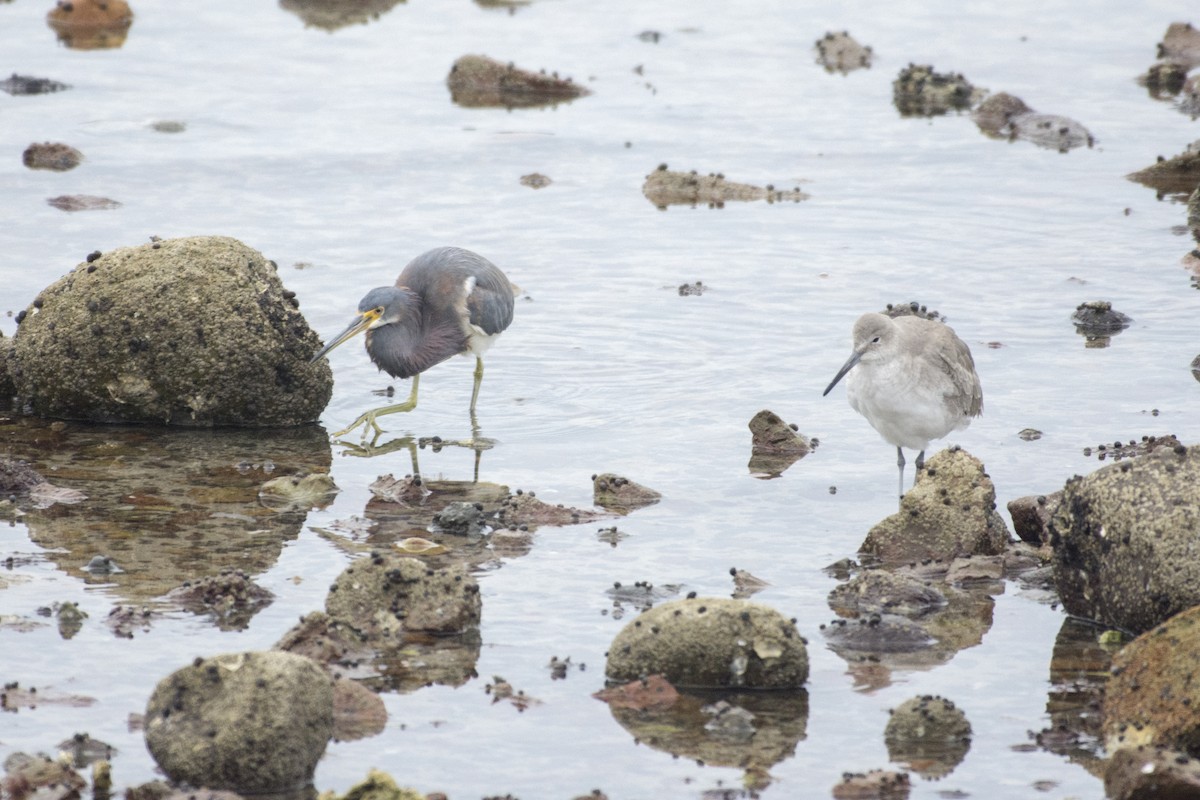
[823,311,983,498]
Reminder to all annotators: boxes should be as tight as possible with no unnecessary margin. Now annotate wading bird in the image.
[823,311,983,496]
[311,246,515,438]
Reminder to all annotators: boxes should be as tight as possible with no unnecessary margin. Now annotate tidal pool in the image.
[2,1,1198,798]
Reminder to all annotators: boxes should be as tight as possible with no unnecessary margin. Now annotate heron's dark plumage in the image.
[363,246,514,379]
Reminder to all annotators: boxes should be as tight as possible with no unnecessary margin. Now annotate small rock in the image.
[447,54,590,109]
[972,92,1094,151]
[46,194,122,212]
[642,164,808,209]
[814,31,874,74]
[23,142,84,171]
[165,568,275,631]
[884,695,972,779]
[1,73,69,95]
[892,64,984,117]
[592,472,661,514]
[860,448,1011,566]
[592,674,679,710]
[1006,491,1061,545]
[605,597,808,689]
[832,769,911,800]
[519,172,551,189]
[1127,140,1200,196]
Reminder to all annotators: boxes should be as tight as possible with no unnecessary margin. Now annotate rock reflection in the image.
[1033,617,1111,774]
[605,689,808,787]
[822,560,998,688]
[279,0,407,31]
[0,417,331,601]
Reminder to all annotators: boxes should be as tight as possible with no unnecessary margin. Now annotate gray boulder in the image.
[1049,443,1200,633]
[605,597,808,689]
[9,236,330,425]
[144,651,333,793]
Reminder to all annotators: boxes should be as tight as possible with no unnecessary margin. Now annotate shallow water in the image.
[2,1,1198,798]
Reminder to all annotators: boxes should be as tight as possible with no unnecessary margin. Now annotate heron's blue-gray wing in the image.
[464,261,515,336]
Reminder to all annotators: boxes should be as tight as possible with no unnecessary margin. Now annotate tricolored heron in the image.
[310,246,515,438]
[823,312,983,497]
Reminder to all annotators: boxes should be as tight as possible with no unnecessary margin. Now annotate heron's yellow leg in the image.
[469,356,484,414]
[332,375,420,439]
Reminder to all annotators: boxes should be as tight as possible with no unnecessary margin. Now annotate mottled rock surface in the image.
[1007,491,1061,545]
[47,0,133,50]
[1104,745,1200,800]
[972,92,1094,151]
[884,695,972,779]
[447,54,589,108]
[642,165,808,209]
[814,31,873,74]
[10,236,331,426]
[860,448,1011,566]
[326,552,481,636]
[605,597,807,689]
[592,472,661,514]
[23,142,83,171]
[144,651,333,793]
[1103,604,1200,753]
[892,64,984,116]
[1127,140,1200,195]
[1049,443,1200,633]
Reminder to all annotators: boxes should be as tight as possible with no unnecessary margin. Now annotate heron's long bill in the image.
[310,311,377,363]
[822,350,863,396]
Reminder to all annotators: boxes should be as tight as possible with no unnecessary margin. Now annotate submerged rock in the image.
[892,64,984,117]
[820,613,935,654]
[1103,604,1200,755]
[592,472,661,514]
[642,164,809,209]
[605,597,808,689]
[1049,442,1200,634]
[827,570,948,618]
[165,568,275,631]
[1127,140,1200,196]
[10,236,331,426]
[46,194,121,211]
[447,54,590,109]
[23,142,83,171]
[1,73,70,95]
[884,695,972,779]
[259,472,338,511]
[814,31,874,74]
[748,409,812,477]
[1072,300,1132,335]
[971,92,1094,152]
[860,448,1011,566]
[144,651,333,793]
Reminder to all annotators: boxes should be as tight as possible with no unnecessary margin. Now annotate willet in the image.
[823,311,983,496]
